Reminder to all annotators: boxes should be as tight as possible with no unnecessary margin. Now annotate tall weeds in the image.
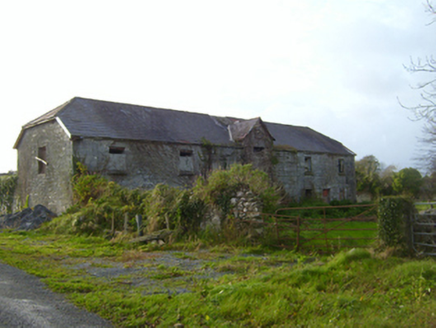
[45,163,281,244]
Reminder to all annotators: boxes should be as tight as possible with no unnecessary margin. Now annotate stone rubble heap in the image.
[0,205,57,231]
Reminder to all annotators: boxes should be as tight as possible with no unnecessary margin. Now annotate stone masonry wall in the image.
[273,150,356,202]
[16,121,74,214]
[74,138,243,190]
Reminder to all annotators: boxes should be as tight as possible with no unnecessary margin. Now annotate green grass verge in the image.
[0,231,435,327]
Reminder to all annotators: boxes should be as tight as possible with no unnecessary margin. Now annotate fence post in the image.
[111,213,115,235]
[404,205,415,255]
[274,216,280,245]
[136,214,143,237]
[124,213,128,233]
[296,216,300,250]
[323,208,327,249]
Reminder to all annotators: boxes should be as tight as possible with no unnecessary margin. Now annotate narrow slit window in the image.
[253,147,264,153]
[338,159,345,173]
[109,146,125,154]
[180,150,193,157]
[304,157,312,173]
[37,146,47,174]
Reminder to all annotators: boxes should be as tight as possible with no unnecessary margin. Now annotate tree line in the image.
[355,155,435,200]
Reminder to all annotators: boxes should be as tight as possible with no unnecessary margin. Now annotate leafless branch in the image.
[425,0,436,25]
[400,1,436,172]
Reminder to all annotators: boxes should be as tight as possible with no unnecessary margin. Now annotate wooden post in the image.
[165,214,170,230]
[274,216,280,245]
[323,208,327,250]
[124,213,128,233]
[296,216,300,251]
[111,213,115,235]
[136,214,143,237]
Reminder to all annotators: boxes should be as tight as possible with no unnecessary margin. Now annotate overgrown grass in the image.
[0,231,435,327]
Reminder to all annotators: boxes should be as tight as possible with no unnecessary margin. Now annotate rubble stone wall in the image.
[15,121,74,214]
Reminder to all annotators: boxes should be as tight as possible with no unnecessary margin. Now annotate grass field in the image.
[0,230,435,327]
[268,204,378,251]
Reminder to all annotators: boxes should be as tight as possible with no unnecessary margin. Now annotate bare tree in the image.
[401,1,436,171]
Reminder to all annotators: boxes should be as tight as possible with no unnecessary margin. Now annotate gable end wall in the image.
[16,121,74,213]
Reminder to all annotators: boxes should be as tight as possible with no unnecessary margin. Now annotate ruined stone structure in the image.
[14,97,356,213]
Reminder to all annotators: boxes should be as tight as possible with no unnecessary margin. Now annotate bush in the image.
[193,164,282,215]
[45,163,281,245]
[48,166,147,236]
[0,173,17,215]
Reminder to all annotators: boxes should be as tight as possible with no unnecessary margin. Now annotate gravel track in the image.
[0,262,113,328]
[0,250,233,327]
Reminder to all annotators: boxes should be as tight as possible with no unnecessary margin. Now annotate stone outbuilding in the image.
[14,97,356,213]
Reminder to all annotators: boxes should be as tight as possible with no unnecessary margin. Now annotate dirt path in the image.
[0,262,113,328]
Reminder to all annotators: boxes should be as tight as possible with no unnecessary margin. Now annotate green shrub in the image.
[46,165,147,236]
[45,163,281,245]
[0,173,17,215]
[193,164,282,215]
[141,184,178,232]
[174,189,206,235]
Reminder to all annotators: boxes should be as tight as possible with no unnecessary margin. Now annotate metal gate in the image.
[265,204,378,252]
[412,202,436,256]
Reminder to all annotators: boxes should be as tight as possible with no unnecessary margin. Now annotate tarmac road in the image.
[0,262,113,328]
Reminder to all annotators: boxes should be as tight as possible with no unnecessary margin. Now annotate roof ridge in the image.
[264,121,308,129]
[73,97,216,118]
[22,98,75,129]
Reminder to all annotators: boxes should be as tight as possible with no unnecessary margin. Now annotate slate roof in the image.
[15,97,354,155]
[265,122,354,155]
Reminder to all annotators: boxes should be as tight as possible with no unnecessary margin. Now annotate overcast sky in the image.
[0,0,434,173]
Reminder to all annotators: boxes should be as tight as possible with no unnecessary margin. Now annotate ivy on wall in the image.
[377,196,415,254]
[0,174,17,215]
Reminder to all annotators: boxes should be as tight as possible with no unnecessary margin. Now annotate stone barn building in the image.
[14,97,356,214]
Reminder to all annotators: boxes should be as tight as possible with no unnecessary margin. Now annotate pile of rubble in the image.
[0,205,57,231]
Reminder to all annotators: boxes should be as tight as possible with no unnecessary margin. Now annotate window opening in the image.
[107,146,126,174]
[180,150,193,157]
[338,159,345,173]
[304,157,312,173]
[37,146,47,174]
[179,149,194,175]
[109,146,125,154]
[253,147,264,153]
